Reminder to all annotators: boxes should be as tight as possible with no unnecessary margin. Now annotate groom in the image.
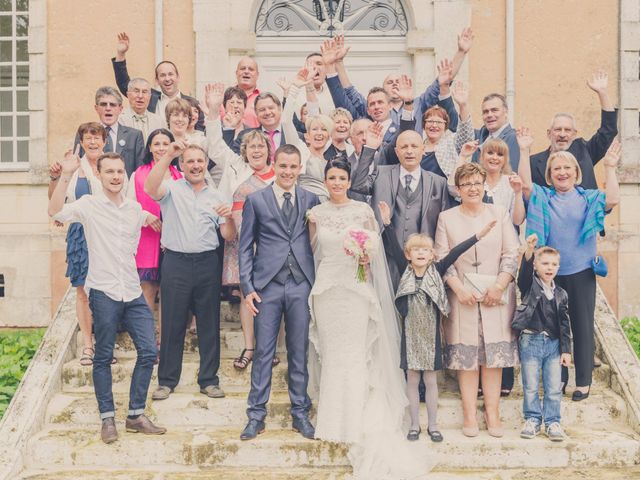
[238,144,320,440]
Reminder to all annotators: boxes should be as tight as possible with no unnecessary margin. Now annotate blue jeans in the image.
[518,332,562,426]
[89,289,157,420]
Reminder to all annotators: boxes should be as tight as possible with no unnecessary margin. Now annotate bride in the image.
[307,158,432,479]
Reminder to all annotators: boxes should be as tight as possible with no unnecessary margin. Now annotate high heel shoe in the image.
[484,412,504,438]
[462,424,479,437]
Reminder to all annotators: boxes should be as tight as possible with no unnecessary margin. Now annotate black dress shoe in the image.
[572,388,590,402]
[240,419,265,440]
[292,416,315,439]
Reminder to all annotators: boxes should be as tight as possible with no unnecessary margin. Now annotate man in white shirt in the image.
[49,151,166,444]
[119,77,164,142]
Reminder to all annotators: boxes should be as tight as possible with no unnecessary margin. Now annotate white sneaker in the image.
[546,422,565,442]
[520,418,541,439]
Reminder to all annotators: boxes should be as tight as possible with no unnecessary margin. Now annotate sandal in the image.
[80,347,95,366]
[233,348,254,370]
[272,356,281,367]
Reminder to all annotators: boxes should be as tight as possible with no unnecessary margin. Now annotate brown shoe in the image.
[125,414,167,435]
[101,417,118,444]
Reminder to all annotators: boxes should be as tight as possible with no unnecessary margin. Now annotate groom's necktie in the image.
[282,192,293,224]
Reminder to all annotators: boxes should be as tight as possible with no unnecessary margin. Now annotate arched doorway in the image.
[249,0,414,96]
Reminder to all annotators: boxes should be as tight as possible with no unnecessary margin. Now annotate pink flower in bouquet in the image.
[343,228,373,282]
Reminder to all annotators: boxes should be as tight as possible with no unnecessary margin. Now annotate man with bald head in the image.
[351,129,451,287]
[228,57,261,128]
[529,71,617,189]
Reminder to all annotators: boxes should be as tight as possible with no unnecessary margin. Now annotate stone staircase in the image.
[10,299,640,479]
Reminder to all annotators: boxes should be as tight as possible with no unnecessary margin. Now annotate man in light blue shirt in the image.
[145,142,235,401]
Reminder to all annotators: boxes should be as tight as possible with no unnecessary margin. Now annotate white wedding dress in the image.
[308,200,433,480]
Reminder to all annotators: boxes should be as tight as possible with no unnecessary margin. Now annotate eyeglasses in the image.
[97,102,120,108]
[424,119,446,126]
[458,181,484,190]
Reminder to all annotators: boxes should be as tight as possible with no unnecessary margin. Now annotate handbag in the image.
[592,255,608,277]
[463,273,509,305]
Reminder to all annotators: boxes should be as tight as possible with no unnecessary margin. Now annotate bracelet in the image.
[50,175,60,181]
[404,99,414,105]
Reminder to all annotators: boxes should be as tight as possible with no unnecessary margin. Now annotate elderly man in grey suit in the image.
[351,128,451,288]
[239,144,320,441]
[75,86,146,177]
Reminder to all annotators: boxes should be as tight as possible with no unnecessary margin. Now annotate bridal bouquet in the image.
[343,229,373,283]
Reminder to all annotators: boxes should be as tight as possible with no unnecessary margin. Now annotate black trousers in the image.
[159,249,222,389]
[556,268,596,387]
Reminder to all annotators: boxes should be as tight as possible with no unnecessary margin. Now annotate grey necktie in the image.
[282,192,293,224]
[104,126,114,152]
[404,174,413,194]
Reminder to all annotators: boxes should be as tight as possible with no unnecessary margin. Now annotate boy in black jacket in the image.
[513,234,572,442]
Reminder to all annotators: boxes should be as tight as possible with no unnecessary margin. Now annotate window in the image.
[255,0,408,37]
[0,0,29,165]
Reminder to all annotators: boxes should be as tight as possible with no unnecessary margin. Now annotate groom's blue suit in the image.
[239,184,320,422]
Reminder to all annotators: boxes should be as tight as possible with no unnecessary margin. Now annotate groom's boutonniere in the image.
[304,209,315,225]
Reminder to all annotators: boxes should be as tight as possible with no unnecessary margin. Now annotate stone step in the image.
[60,353,613,395]
[17,467,640,480]
[26,425,640,470]
[45,389,627,430]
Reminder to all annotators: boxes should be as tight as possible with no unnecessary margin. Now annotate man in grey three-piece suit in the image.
[351,129,451,289]
[238,144,320,441]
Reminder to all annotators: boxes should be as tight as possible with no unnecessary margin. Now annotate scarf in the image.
[395,263,450,316]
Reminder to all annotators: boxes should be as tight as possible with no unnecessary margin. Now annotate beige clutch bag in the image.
[463,273,508,305]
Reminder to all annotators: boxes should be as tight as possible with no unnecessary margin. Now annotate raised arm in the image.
[145,141,186,200]
[448,140,478,189]
[602,139,621,211]
[204,83,244,170]
[450,27,474,79]
[322,38,362,119]
[450,81,473,152]
[436,220,495,275]
[516,127,534,200]
[48,146,80,217]
[585,71,618,164]
[112,32,131,96]
[350,122,383,195]
[283,70,314,172]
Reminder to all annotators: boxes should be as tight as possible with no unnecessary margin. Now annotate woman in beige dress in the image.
[434,162,519,438]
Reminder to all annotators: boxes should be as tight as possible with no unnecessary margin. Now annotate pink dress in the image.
[132,162,182,281]
[221,169,275,286]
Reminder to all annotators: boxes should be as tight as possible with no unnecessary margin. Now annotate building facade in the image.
[0,0,637,326]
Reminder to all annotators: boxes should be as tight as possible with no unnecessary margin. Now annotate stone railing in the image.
[595,286,640,432]
[0,287,77,480]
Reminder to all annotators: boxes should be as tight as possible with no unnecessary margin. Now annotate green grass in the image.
[621,317,640,359]
[0,328,45,419]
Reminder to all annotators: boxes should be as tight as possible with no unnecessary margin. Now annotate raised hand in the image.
[508,173,523,193]
[457,27,474,53]
[61,144,81,175]
[437,59,454,87]
[602,138,621,168]
[116,32,130,58]
[476,219,497,240]
[145,213,162,232]
[519,233,538,257]
[451,81,469,106]
[587,70,608,93]
[276,76,292,97]
[459,140,479,159]
[204,82,225,113]
[516,127,534,150]
[365,122,384,150]
[334,34,350,62]
[293,67,313,88]
[168,140,188,159]
[49,161,62,180]
[320,38,337,66]
[378,201,392,226]
[398,74,414,103]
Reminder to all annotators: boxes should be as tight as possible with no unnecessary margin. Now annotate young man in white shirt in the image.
[49,150,166,444]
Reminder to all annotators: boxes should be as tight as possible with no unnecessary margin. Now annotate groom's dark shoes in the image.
[240,419,265,440]
[292,416,315,439]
